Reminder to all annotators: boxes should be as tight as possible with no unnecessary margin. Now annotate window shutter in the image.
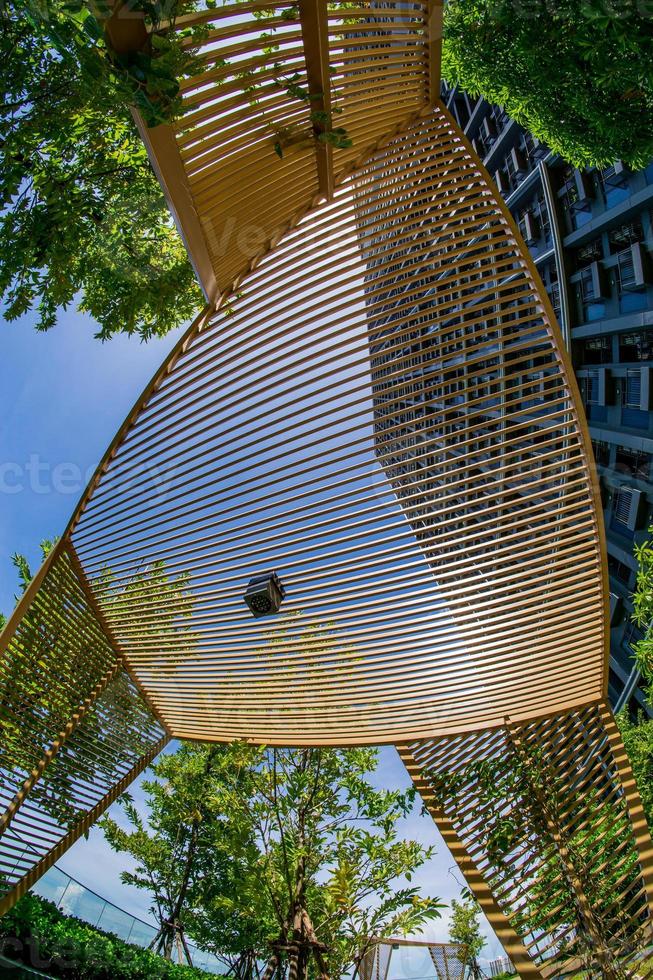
[625,368,642,408]
[614,486,642,530]
[639,366,651,411]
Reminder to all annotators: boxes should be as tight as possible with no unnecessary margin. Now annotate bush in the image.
[443,0,653,170]
[0,892,219,980]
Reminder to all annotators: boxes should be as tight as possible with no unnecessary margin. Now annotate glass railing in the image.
[33,865,225,975]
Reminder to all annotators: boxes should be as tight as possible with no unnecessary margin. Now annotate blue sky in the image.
[0,304,505,963]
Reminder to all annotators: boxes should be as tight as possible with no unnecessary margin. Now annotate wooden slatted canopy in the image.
[2,4,653,972]
[4,107,604,746]
[107,0,443,301]
[0,0,608,747]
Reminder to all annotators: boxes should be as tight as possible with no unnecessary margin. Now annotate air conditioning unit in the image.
[614,486,643,531]
[494,169,510,195]
[629,241,652,288]
[521,210,539,244]
[480,117,497,142]
[589,260,610,299]
[574,169,595,201]
[510,146,527,174]
[609,592,622,625]
[639,365,652,411]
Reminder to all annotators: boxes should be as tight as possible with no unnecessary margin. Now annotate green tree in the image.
[632,524,653,683]
[618,710,653,831]
[100,741,262,968]
[442,0,653,169]
[448,891,485,980]
[103,737,443,980]
[0,0,204,338]
[216,745,443,980]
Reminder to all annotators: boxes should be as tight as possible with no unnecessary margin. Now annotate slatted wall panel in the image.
[0,543,168,914]
[401,704,653,979]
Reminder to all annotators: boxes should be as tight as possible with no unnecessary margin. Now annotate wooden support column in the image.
[299,0,335,200]
[398,745,545,980]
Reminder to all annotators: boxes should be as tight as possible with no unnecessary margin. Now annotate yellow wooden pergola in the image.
[1,2,652,976]
[360,936,467,980]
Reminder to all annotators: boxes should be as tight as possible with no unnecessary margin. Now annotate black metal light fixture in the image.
[243,571,286,618]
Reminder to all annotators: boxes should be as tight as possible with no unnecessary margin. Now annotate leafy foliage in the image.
[0,0,203,338]
[0,543,188,829]
[442,0,653,169]
[448,891,485,978]
[0,891,217,979]
[632,524,653,684]
[101,742,262,966]
[103,735,442,980]
[222,746,443,980]
[617,710,653,831]
[429,736,642,978]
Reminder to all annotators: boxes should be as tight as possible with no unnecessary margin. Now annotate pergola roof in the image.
[1,0,606,746]
[111,0,443,300]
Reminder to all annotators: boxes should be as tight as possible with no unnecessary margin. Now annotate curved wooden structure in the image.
[360,937,466,980]
[0,2,651,973]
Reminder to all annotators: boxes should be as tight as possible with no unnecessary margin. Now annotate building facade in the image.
[442,85,653,716]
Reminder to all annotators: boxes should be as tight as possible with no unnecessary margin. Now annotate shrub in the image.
[0,892,219,980]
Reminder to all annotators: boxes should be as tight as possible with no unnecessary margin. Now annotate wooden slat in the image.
[299,0,335,199]
[403,704,653,977]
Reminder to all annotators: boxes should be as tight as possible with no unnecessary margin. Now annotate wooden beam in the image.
[104,7,219,303]
[398,745,544,979]
[132,113,219,303]
[299,0,335,200]
[427,0,444,103]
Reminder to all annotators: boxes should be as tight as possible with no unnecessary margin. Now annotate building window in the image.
[536,192,551,244]
[599,163,629,207]
[615,446,650,480]
[623,621,645,652]
[580,336,611,365]
[575,238,603,270]
[619,331,653,362]
[608,554,632,586]
[592,439,611,467]
[546,280,561,322]
[609,220,644,255]
[580,372,599,404]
